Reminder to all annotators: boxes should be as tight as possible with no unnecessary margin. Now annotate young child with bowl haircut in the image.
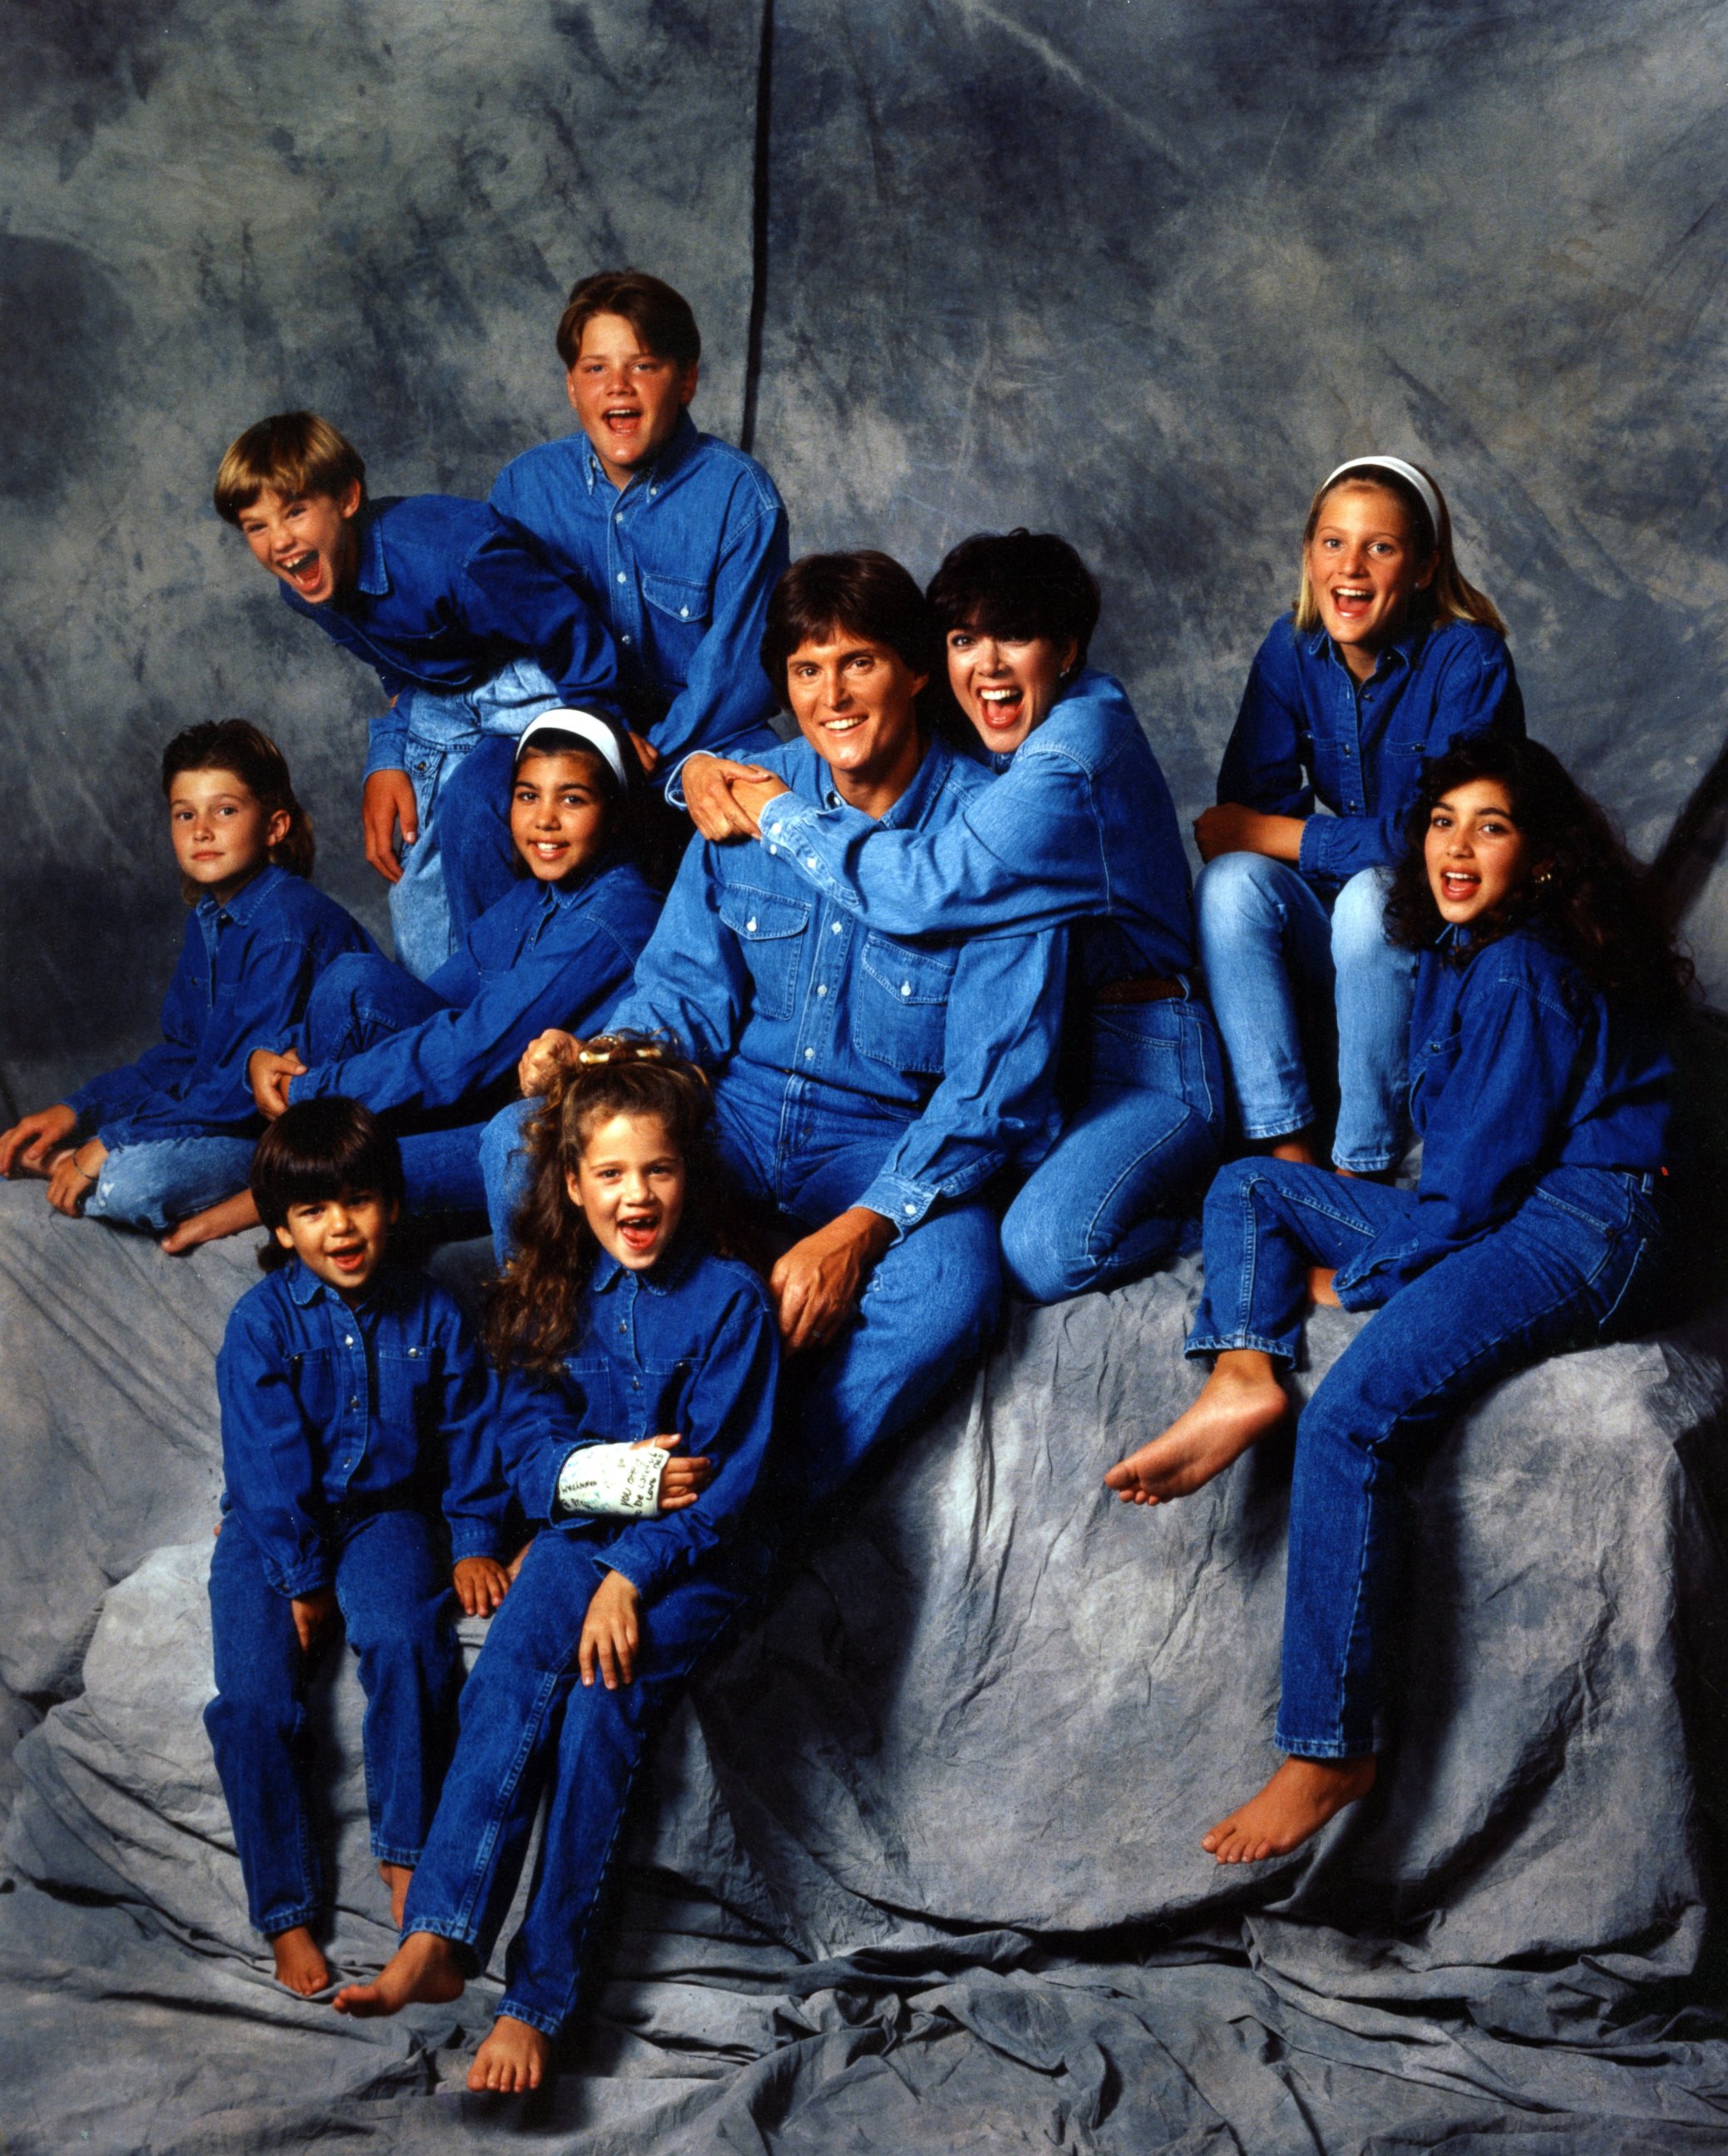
[489,270,788,808]
[213,410,625,978]
[206,1099,510,1998]
[332,1040,779,2095]
[0,721,374,1244]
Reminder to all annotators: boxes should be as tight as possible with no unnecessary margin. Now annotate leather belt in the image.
[1093,971,1188,1006]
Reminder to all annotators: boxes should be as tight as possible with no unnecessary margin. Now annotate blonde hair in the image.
[1292,462,1506,637]
[213,411,366,525]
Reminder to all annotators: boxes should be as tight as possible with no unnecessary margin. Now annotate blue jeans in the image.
[1188,1158,1662,1757]
[389,662,561,980]
[1195,854,1416,1173]
[84,1135,257,1232]
[482,1066,1001,1509]
[301,953,488,1219]
[402,1524,749,2037]
[1000,996,1224,1303]
[205,1506,462,1937]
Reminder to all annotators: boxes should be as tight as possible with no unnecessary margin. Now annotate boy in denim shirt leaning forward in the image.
[205,1099,510,1997]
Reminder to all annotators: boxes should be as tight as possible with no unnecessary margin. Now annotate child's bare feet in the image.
[270,1925,331,1995]
[1270,1135,1321,1166]
[1202,1754,1377,1863]
[160,1189,259,1254]
[1104,1351,1286,1506]
[468,2014,551,2094]
[330,1930,466,2018]
[378,1860,412,1929]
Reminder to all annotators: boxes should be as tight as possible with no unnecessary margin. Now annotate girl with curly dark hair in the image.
[1104,735,1679,1867]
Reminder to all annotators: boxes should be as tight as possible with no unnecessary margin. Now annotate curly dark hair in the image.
[1383,734,1692,1020]
[481,1035,743,1375]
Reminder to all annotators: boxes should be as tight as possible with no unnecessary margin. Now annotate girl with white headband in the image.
[1193,456,1522,1177]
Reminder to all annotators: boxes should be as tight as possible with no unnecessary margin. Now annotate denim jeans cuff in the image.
[1271,1728,1377,1761]
[371,1839,426,1868]
[259,1902,322,1939]
[496,1993,569,2040]
[1332,1150,1399,1174]
[1184,1331,1296,1364]
[401,1911,485,1952]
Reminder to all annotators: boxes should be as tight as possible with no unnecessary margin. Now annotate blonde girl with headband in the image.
[333,1036,780,2096]
[1194,457,1522,1176]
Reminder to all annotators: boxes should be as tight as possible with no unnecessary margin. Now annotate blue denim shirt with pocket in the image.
[1334,927,1671,1307]
[750,667,1194,991]
[490,413,787,768]
[1219,615,1524,893]
[66,865,377,1147]
[609,735,1068,1233]
[279,495,624,773]
[491,1238,778,1603]
[216,1259,507,1596]
[286,858,663,1120]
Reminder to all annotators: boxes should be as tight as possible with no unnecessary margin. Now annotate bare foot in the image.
[1202,1754,1377,1863]
[1104,1352,1286,1506]
[270,1925,331,1995]
[160,1189,259,1254]
[1269,1135,1321,1167]
[331,1930,466,2018]
[468,2014,551,2094]
[378,1860,412,1930]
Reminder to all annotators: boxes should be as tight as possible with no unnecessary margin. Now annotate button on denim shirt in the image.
[289,858,663,1120]
[491,1239,778,1603]
[1334,927,1671,1308]
[66,866,377,1147]
[610,736,1068,1233]
[277,496,624,774]
[491,414,787,768]
[1219,616,1523,891]
[216,1261,506,1596]
[752,668,1195,991]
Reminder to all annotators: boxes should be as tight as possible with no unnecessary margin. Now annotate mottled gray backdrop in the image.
[5,0,1727,1114]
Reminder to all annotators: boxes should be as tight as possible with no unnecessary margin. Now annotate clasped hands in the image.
[680,754,790,843]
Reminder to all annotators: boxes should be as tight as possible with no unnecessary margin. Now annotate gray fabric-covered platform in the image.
[2,1177,1727,2151]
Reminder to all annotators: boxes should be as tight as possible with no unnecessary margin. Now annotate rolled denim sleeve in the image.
[458,514,625,722]
[649,497,788,769]
[216,1305,331,1597]
[492,1366,610,1526]
[364,705,410,779]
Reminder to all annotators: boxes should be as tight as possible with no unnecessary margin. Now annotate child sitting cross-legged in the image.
[205,1099,511,1998]
[332,1036,780,2095]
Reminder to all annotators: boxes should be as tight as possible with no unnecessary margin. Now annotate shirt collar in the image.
[1303,616,1429,676]
[589,1229,700,1298]
[195,861,284,928]
[797,732,954,826]
[284,1254,405,1310]
[581,410,699,499]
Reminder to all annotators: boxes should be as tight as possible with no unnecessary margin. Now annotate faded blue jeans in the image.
[1187,1157,1662,1758]
[85,1135,257,1232]
[1195,854,1416,1174]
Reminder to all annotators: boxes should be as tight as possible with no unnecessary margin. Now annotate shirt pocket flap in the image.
[859,934,958,1004]
[643,572,713,627]
[717,887,811,942]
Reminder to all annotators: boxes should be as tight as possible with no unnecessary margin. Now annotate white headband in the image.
[1322,457,1444,538]
[514,709,628,791]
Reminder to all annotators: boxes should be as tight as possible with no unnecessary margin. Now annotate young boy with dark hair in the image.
[205,1098,509,1996]
[214,411,625,979]
[488,270,788,818]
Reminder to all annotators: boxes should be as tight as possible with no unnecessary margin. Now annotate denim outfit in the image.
[490,413,787,777]
[402,1239,778,2038]
[753,669,1224,1301]
[279,496,624,977]
[206,1261,505,1937]
[281,859,662,1219]
[1198,616,1523,1169]
[1187,927,1671,1758]
[485,735,1067,1502]
[64,866,375,1233]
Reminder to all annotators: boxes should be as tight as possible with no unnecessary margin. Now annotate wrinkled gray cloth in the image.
[2,1179,1727,2151]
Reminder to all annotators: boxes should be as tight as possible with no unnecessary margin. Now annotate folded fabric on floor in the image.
[1,1177,1726,2151]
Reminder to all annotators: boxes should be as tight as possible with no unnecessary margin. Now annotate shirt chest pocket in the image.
[852,935,956,1075]
[1409,1017,1464,1125]
[718,886,809,1021]
[561,1351,620,1436]
[374,1344,432,1443]
[289,1348,342,1426]
[643,571,712,635]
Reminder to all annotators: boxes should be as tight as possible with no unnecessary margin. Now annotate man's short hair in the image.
[555,270,701,371]
[251,1097,403,1263]
[761,551,939,700]
[212,412,366,526]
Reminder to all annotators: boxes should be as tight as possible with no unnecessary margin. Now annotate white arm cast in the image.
[554,1442,667,1521]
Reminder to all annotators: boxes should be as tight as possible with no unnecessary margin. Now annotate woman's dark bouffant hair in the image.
[250,1098,404,1271]
[926,529,1102,670]
[1383,734,1693,1020]
[482,1036,734,1376]
[759,551,940,705]
[161,719,315,883]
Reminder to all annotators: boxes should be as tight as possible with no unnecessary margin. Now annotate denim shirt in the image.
[279,496,624,772]
[1219,616,1524,891]
[1334,928,1671,1308]
[610,736,1068,1232]
[288,858,663,1120]
[491,1239,778,1602]
[217,1260,506,1596]
[751,668,1194,990]
[491,413,787,767]
[66,866,377,1148]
